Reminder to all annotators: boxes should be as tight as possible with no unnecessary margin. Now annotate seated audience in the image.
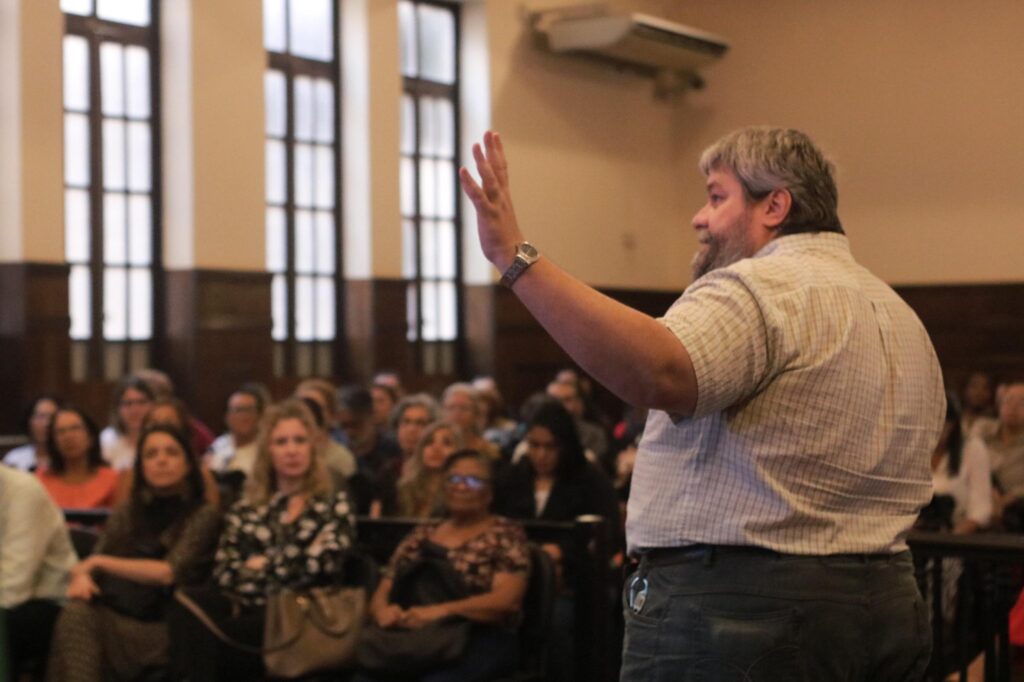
[496,400,621,682]
[47,424,221,682]
[393,421,466,519]
[984,383,1024,528]
[0,465,78,678]
[925,398,993,533]
[546,379,610,469]
[112,398,221,508]
[207,383,269,475]
[3,394,61,472]
[371,382,401,434]
[38,406,119,511]
[360,449,529,682]
[99,375,154,470]
[372,394,440,517]
[372,369,406,397]
[299,396,358,479]
[168,399,356,681]
[338,385,403,480]
[294,377,346,445]
[442,383,500,461]
[961,371,999,438]
[134,367,216,455]
[472,377,517,449]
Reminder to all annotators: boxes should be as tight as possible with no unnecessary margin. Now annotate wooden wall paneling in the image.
[164,269,273,430]
[0,263,71,433]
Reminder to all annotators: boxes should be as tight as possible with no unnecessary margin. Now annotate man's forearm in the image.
[508,257,697,416]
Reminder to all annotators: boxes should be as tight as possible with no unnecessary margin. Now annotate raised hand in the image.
[459,131,526,272]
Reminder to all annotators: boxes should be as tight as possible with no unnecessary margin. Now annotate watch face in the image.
[519,243,538,259]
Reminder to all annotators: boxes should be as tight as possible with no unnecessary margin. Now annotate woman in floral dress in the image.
[168,398,356,681]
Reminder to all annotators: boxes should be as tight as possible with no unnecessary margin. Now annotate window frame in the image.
[63,4,164,382]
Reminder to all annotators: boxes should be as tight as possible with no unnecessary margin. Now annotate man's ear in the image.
[761,188,792,231]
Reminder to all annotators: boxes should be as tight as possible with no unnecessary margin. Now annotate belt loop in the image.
[702,545,715,567]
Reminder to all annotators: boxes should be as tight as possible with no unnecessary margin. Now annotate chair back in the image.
[517,543,558,678]
[70,526,101,559]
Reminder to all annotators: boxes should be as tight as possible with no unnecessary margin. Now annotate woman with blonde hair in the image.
[394,421,465,518]
[168,399,356,681]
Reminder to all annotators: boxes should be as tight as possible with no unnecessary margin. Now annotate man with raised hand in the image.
[460,127,944,681]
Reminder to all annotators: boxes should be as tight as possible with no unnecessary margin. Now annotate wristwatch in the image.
[499,242,540,289]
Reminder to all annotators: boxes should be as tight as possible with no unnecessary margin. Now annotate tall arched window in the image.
[399,0,461,375]
[62,0,160,382]
[264,0,342,379]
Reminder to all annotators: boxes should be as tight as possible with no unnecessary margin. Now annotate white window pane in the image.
[420,281,438,341]
[435,98,455,158]
[100,42,124,117]
[437,220,456,278]
[103,119,126,190]
[315,212,335,275]
[418,158,436,217]
[61,0,93,15]
[125,46,150,119]
[103,267,127,340]
[266,207,287,272]
[417,5,455,84]
[63,36,90,112]
[266,139,286,204]
[128,268,152,340]
[401,95,415,155]
[104,193,127,265]
[294,143,313,207]
[438,280,457,340]
[436,159,455,219]
[402,219,416,278]
[271,274,287,340]
[128,195,151,266]
[64,113,90,186]
[314,145,334,209]
[265,70,286,136]
[97,0,150,26]
[69,264,92,339]
[290,0,333,61]
[398,1,418,77]
[315,277,334,340]
[419,96,436,156]
[295,275,314,341]
[406,282,418,342]
[400,156,415,217]
[295,210,314,273]
[420,220,437,278]
[314,79,334,143]
[294,76,313,141]
[127,122,151,191]
[263,0,286,52]
[65,189,91,262]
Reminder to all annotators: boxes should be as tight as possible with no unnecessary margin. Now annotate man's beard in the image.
[690,214,757,281]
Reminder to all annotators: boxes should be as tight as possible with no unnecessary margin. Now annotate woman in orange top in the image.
[38,406,119,510]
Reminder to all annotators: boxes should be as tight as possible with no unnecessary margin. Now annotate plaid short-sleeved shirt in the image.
[626,233,945,555]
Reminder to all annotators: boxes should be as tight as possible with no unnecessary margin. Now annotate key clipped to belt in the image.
[627,574,649,614]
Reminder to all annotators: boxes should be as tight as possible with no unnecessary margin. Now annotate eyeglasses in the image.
[445,474,490,491]
[120,398,152,408]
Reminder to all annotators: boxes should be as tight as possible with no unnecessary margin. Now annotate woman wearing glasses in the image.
[362,449,530,681]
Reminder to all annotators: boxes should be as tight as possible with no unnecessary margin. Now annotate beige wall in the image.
[7,0,1021,288]
[490,0,1023,288]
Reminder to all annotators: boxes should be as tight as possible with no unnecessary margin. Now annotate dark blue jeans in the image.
[620,546,931,682]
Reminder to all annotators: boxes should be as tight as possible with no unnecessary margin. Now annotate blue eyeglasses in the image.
[445,474,491,491]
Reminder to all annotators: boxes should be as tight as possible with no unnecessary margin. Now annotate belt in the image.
[639,544,901,566]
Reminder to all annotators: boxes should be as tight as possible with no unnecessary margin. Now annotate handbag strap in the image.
[172,589,299,655]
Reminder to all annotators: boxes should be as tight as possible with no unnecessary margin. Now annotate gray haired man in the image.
[461,127,944,680]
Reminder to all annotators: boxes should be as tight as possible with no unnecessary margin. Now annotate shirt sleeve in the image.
[657,268,771,419]
[0,473,71,607]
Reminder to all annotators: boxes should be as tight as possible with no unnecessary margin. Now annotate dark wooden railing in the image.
[908,530,1024,682]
